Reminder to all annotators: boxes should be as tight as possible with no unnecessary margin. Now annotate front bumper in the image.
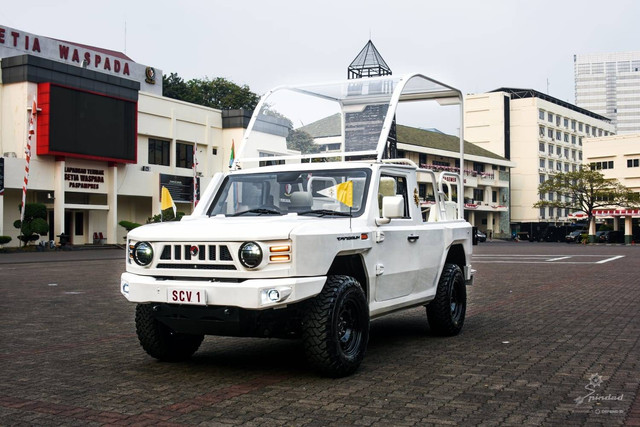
[120,272,326,310]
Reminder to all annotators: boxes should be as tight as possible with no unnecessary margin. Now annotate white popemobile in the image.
[121,73,475,377]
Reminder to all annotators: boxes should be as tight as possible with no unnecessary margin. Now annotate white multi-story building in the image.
[465,88,615,229]
[574,51,640,134]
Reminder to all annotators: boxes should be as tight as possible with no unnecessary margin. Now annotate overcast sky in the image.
[2,0,639,104]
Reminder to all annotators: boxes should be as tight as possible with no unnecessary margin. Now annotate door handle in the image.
[407,234,419,242]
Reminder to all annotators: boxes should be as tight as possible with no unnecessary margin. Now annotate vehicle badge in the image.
[190,245,199,257]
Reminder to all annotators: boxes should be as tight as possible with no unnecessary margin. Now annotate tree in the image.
[163,73,259,110]
[286,129,319,159]
[13,203,49,246]
[534,167,638,241]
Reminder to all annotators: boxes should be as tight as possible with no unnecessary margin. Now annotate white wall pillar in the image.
[106,164,118,244]
[53,159,65,242]
[624,216,633,244]
[613,216,619,231]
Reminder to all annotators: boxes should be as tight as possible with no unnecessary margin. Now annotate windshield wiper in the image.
[297,209,352,217]
[231,208,282,216]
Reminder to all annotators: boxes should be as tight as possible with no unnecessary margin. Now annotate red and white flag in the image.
[192,143,199,209]
[20,100,37,224]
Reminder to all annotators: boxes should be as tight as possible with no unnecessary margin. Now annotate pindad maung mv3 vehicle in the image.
[121,73,475,377]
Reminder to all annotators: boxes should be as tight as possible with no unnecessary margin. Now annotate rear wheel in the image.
[135,304,204,362]
[302,275,369,377]
[427,264,466,336]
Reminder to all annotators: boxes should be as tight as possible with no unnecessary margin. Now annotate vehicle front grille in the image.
[156,243,235,270]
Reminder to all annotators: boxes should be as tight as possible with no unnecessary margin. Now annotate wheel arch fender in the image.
[326,253,369,300]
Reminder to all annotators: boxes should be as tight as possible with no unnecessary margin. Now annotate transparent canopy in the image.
[234,74,463,168]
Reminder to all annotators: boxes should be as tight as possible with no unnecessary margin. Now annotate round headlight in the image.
[133,241,154,266]
[239,242,263,268]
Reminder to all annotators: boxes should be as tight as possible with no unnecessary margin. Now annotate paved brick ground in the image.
[0,243,638,425]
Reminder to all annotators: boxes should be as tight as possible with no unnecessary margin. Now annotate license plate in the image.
[167,288,207,305]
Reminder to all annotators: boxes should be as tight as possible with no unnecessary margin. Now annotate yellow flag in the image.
[318,180,353,207]
[161,186,177,216]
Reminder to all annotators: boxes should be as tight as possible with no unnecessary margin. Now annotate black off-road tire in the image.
[426,263,466,336]
[135,304,204,362]
[302,275,369,377]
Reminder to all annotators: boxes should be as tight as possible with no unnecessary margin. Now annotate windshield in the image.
[207,168,371,217]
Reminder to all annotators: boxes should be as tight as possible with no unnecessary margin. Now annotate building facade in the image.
[574,51,640,134]
[395,127,515,239]
[0,25,294,248]
[583,133,640,242]
[464,88,615,230]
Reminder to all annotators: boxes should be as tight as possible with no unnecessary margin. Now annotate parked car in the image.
[476,230,487,242]
[565,230,585,243]
[596,230,608,243]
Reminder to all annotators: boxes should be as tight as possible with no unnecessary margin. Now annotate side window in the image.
[378,174,409,218]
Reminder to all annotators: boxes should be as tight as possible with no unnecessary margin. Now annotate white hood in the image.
[127,215,345,242]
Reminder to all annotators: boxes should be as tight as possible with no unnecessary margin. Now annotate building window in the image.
[539,109,545,120]
[556,146,562,156]
[571,135,576,144]
[548,129,553,139]
[548,112,553,122]
[556,116,561,126]
[176,142,194,169]
[556,130,562,140]
[540,158,545,168]
[579,151,583,160]
[627,159,640,168]
[572,150,576,160]
[540,174,545,183]
[539,126,545,137]
[473,189,484,202]
[586,124,590,134]
[418,183,427,199]
[564,133,569,142]
[591,161,614,170]
[548,207,554,217]
[571,120,576,130]
[564,148,569,158]
[564,163,569,172]
[579,137,583,146]
[548,144,554,154]
[579,122,583,132]
[572,164,577,172]
[539,142,545,152]
[148,138,170,166]
[473,162,485,173]
[556,162,562,171]
[540,207,545,218]
[564,118,569,128]
[492,191,497,203]
[548,160,554,169]
[259,152,285,167]
[418,153,427,166]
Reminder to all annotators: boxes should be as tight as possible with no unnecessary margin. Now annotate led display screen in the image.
[40,84,136,162]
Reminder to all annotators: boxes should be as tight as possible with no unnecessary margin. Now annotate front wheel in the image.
[302,275,369,377]
[426,264,466,336]
[135,304,204,362]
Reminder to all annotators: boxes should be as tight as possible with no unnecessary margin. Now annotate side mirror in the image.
[376,195,404,225]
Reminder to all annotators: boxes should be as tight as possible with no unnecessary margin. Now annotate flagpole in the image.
[20,100,37,226]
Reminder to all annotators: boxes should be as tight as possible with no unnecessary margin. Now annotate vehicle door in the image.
[374,172,423,302]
